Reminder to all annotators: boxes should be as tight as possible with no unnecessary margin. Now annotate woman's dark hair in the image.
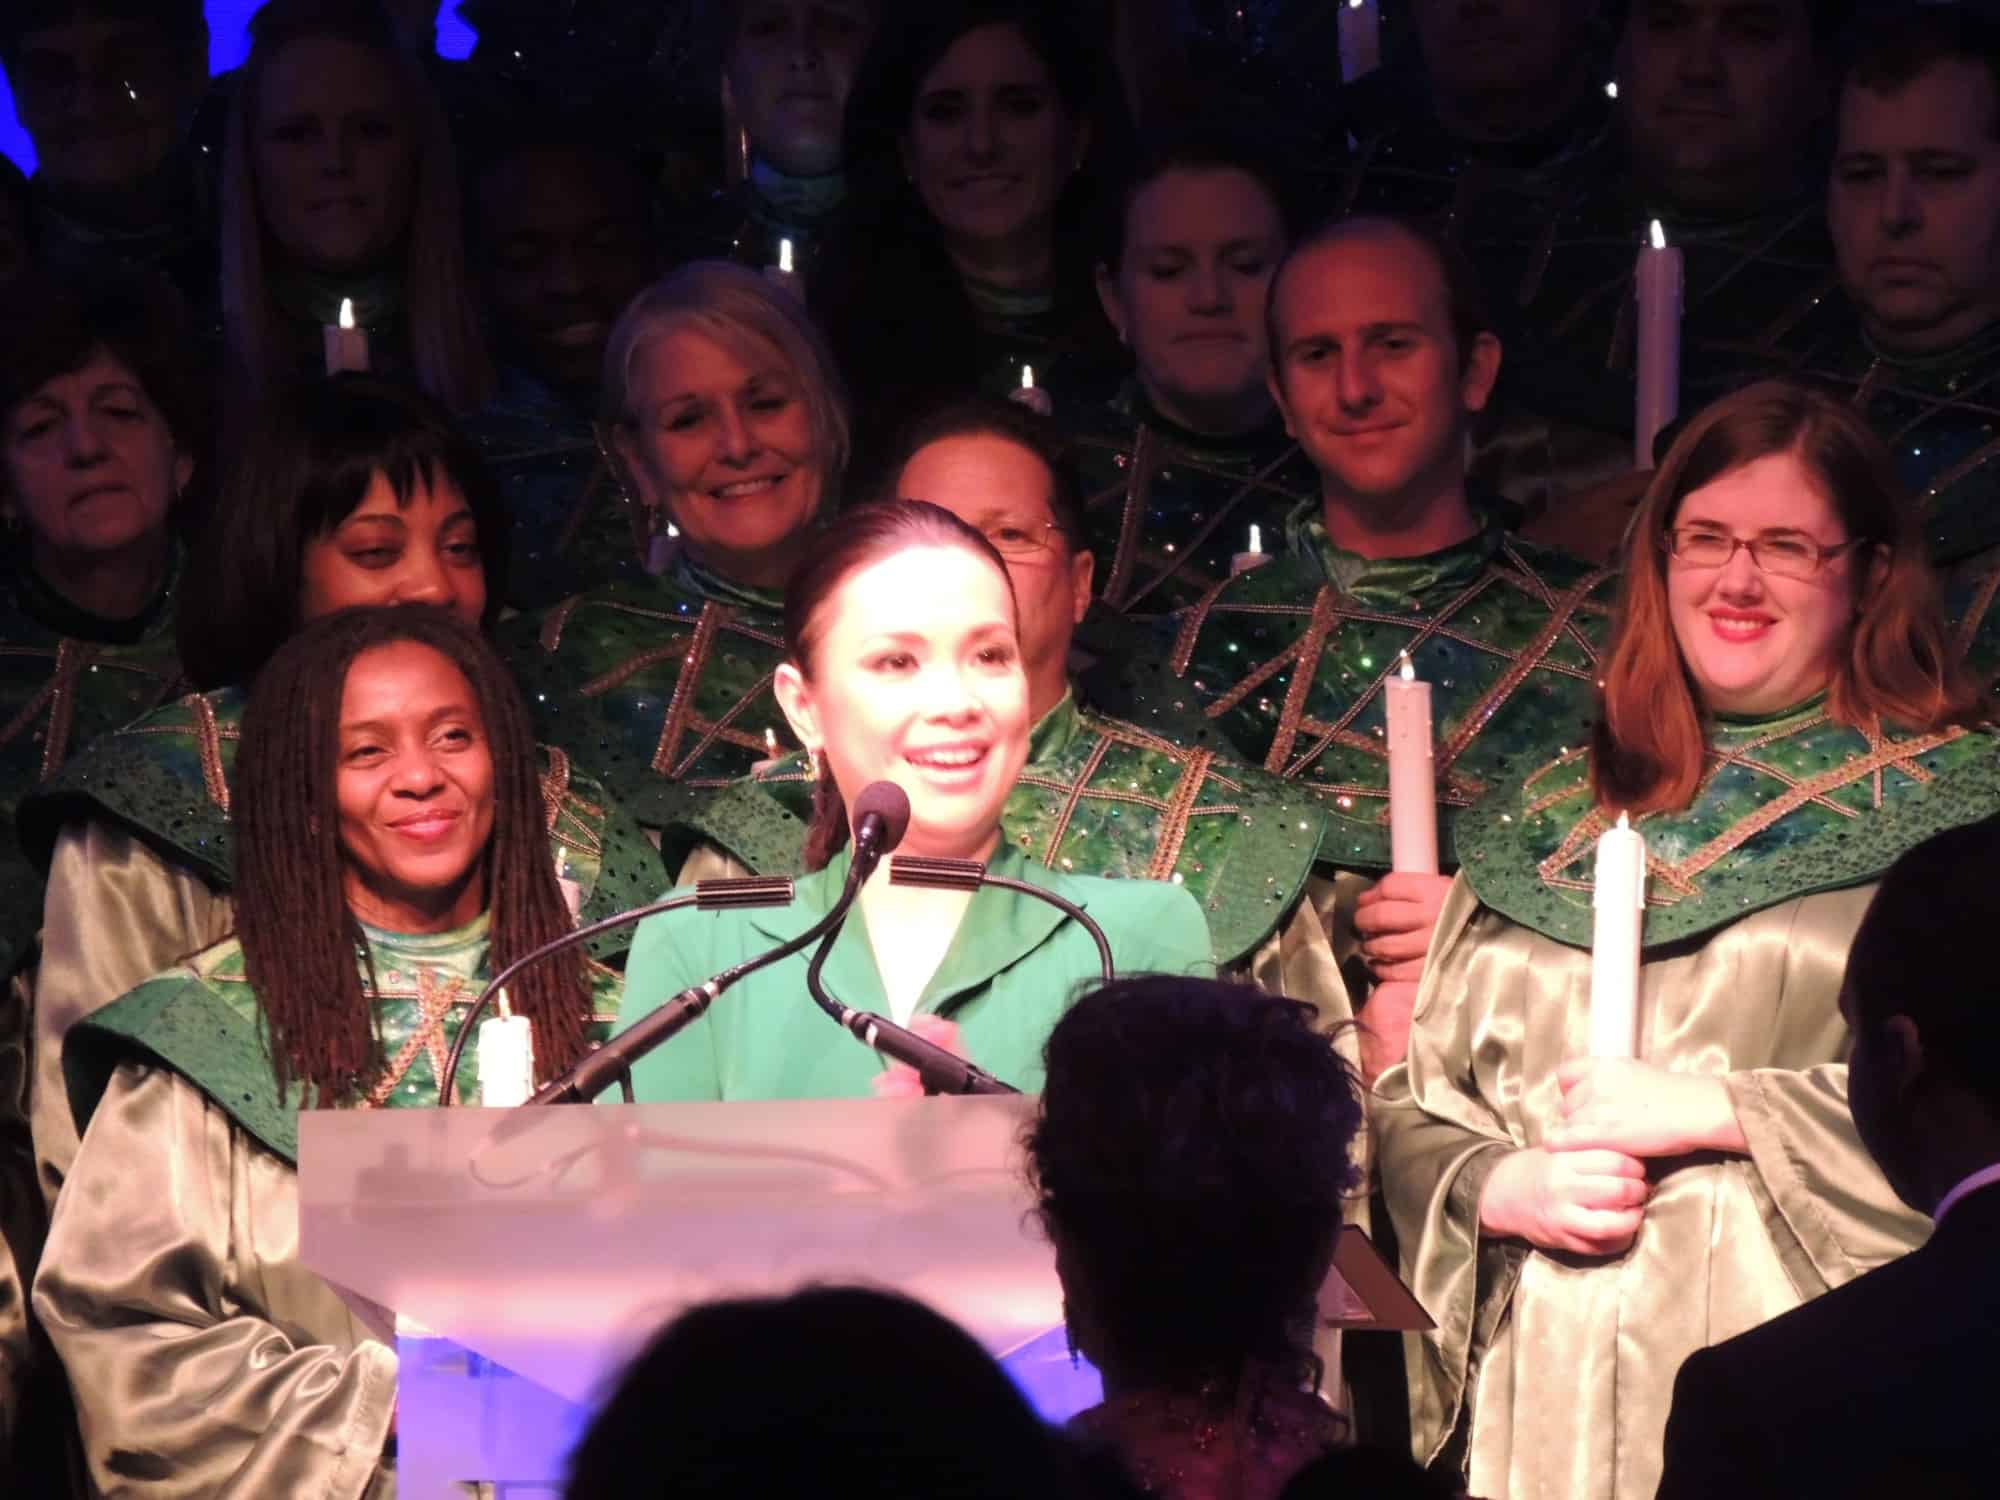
[0,265,211,490]
[235,606,590,1102]
[879,394,1086,542]
[816,1,1126,470]
[1027,976,1365,1396]
[177,376,507,689]
[1097,130,1300,272]
[566,1286,1090,1500]
[1594,380,1987,814]
[782,499,1017,871]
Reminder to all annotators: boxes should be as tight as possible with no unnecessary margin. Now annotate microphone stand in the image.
[437,875,794,1105]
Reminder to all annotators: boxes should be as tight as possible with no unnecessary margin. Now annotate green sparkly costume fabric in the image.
[1124,510,1614,873]
[462,365,653,610]
[495,552,799,834]
[17,687,658,962]
[674,693,1329,968]
[0,560,187,976]
[1064,379,1322,616]
[1455,701,2000,949]
[62,916,623,1165]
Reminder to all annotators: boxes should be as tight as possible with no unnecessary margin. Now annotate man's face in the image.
[9,17,203,194]
[1411,0,1590,107]
[1830,61,2000,355]
[477,147,656,391]
[1268,229,1498,509]
[1619,0,1822,211]
[726,0,878,178]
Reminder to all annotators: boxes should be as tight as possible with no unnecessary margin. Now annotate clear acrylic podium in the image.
[298,1095,1070,1498]
[299,1094,1430,1499]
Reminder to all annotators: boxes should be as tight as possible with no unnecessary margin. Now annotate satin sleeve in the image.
[32,822,232,1202]
[34,1062,396,1500]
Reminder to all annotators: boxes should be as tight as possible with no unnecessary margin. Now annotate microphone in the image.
[890,854,1115,980]
[437,875,795,1105]
[512,781,913,1106]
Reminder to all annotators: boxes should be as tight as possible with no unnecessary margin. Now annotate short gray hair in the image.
[600,261,851,485]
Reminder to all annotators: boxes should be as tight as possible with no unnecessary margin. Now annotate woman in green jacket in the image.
[618,501,1214,1101]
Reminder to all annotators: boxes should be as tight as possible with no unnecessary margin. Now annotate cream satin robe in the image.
[1375,877,1929,1500]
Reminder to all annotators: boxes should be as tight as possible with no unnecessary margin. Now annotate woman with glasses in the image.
[1374,381,2000,1500]
[496,262,837,840]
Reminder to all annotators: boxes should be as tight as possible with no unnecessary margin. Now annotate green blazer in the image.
[618,839,1215,1099]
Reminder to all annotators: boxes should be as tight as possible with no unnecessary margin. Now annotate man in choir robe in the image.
[683,0,879,277]
[0,1,216,307]
[464,124,661,608]
[1113,215,1616,1079]
[1657,815,2000,1500]
[1475,0,1854,447]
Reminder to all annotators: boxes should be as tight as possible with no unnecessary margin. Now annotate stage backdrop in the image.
[1,1,477,174]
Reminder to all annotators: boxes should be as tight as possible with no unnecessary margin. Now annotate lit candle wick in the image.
[339,297,356,331]
[1398,652,1415,682]
[1020,364,1036,391]
[1649,219,1667,251]
[779,237,794,274]
[764,728,778,756]
[1248,524,1263,554]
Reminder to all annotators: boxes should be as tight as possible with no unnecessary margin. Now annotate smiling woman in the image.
[617,500,1213,1103]
[1375,381,2000,1500]
[33,608,621,1499]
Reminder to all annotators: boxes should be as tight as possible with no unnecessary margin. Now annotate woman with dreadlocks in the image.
[34,607,619,1498]
[17,376,658,1215]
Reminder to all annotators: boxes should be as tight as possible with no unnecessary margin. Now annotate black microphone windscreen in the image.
[853,780,912,853]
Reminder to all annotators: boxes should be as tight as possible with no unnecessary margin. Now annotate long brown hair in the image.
[221,0,493,412]
[235,607,589,1100]
[782,501,1017,870]
[1594,380,1986,814]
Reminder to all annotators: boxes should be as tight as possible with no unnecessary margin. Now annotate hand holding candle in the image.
[1009,363,1054,417]
[1588,813,1647,1058]
[1230,523,1273,576]
[323,297,369,376]
[1384,653,1439,875]
[1634,220,1683,469]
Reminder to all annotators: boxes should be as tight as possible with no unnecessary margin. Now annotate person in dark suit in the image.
[1656,814,2000,1500]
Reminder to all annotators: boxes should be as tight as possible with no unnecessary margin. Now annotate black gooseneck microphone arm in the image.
[889,854,1115,976]
[436,875,795,1106]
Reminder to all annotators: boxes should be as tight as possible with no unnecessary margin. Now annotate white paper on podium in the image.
[298,1094,1065,1410]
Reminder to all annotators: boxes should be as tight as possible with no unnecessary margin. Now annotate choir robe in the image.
[1375,701,2000,1500]
[34,917,621,1500]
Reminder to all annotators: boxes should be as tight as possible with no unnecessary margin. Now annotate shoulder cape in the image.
[1457,709,2000,949]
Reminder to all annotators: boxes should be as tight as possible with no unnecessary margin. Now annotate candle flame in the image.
[1605,80,1619,99]
[1615,811,1632,830]
[764,727,778,755]
[1347,0,1364,8]
[1398,652,1415,682]
[666,521,680,538]
[338,297,356,331]
[1248,524,1262,553]
[779,237,794,274]
[1020,364,1036,391]
[1648,220,1667,251]
[124,80,138,102]
[497,986,513,1019]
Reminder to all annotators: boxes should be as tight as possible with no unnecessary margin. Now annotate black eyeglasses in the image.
[1660,526,1871,581]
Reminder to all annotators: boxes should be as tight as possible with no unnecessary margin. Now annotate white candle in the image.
[1634,220,1683,469]
[1010,362,1054,417]
[1339,0,1381,83]
[323,297,370,376]
[1384,654,1439,875]
[1588,813,1648,1059]
[1231,523,1274,576]
[477,988,535,1107]
[764,237,803,301]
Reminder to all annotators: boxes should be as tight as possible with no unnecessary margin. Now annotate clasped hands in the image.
[1478,1059,1750,1257]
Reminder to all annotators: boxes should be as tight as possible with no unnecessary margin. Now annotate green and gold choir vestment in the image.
[1376,700,2000,1500]
[462,365,653,610]
[17,686,657,1204]
[1064,379,1322,617]
[37,915,621,1500]
[495,551,799,834]
[678,165,849,282]
[1129,508,1615,874]
[0,553,187,1448]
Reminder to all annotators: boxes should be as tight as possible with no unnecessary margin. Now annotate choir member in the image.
[1377,380,1997,1500]
[618,500,1213,1101]
[34,607,620,1500]
[496,262,842,836]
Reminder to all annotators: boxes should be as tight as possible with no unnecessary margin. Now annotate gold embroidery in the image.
[365,966,471,1106]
